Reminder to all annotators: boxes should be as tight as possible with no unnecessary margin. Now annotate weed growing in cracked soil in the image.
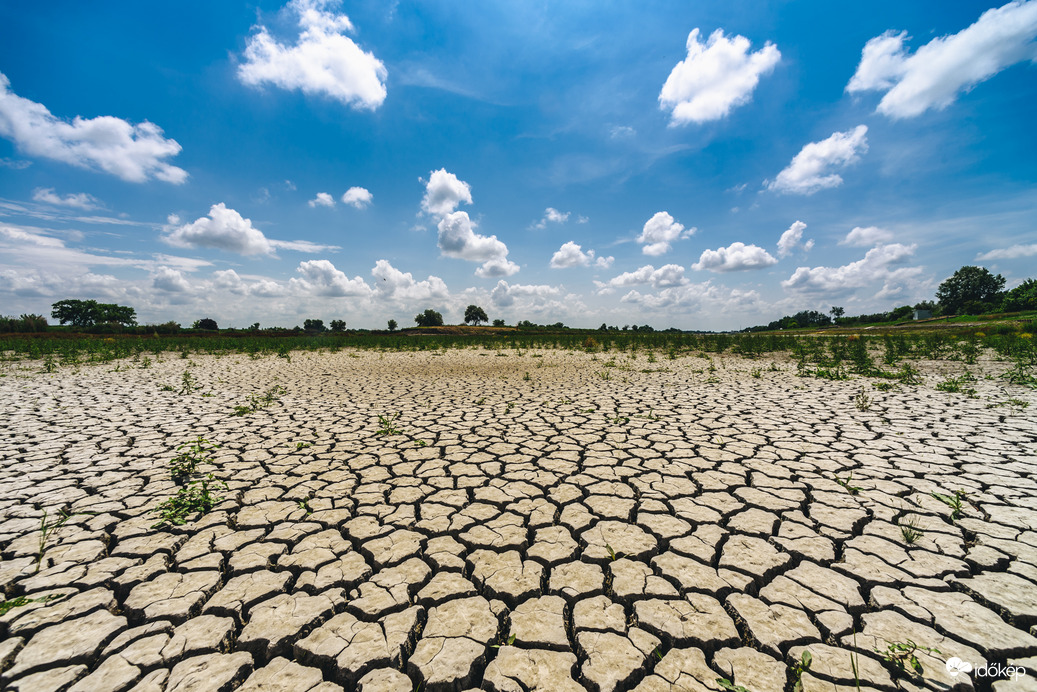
[35,508,75,573]
[931,489,969,520]
[152,473,227,528]
[169,436,220,483]
[877,640,940,679]
[899,517,923,544]
[233,384,287,416]
[0,593,64,615]
[376,412,403,436]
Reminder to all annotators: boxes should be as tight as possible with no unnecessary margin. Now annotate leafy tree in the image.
[51,299,136,327]
[414,309,444,327]
[329,319,346,332]
[193,318,218,330]
[1001,278,1037,312]
[464,304,488,326]
[889,305,913,322]
[599,323,608,331]
[830,306,845,319]
[303,318,326,332]
[936,266,1005,315]
[492,319,505,327]
[913,301,936,312]
[387,319,398,332]
[248,322,260,331]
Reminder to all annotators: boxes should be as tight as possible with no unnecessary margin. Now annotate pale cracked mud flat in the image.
[1,347,1036,692]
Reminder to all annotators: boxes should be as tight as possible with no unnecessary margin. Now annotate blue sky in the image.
[1,0,1035,330]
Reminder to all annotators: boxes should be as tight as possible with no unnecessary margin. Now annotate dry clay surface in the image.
[1,347,1036,692]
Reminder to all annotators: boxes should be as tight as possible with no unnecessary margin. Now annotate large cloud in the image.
[596,264,689,293]
[782,243,921,295]
[693,242,778,272]
[491,280,561,307]
[422,169,472,217]
[620,282,761,313]
[0,73,186,183]
[152,266,192,293]
[638,212,692,256]
[847,1,1037,119]
[976,243,1037,261]
[238,0,387,110]
[290,259,372,297]
[371,259,448,301]
[766,126,868,195]
[549,241,613,269]
[163,203,338,256]
[423,169,518,277]
[777,220,813,258]
[659,28,780,125]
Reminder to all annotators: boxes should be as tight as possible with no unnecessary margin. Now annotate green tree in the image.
[464,304,488,326]
[303,318,326,332]
[830,306,844,319]
[1001,278,1037,312]
[936,266,1005,315]
[193,318,219,330]
[414,309,444,327]
[387,319,398,332]
[492,319,505,327]
[51,299,136,328]
[248,322,261,331]
[329,319,346,332]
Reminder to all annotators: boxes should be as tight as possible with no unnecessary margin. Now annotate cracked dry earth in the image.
[1,347,1036,692]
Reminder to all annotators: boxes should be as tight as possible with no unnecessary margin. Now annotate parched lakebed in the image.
[1,346,1036,692]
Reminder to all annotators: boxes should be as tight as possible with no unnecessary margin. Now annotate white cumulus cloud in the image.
[371,259,448,301]
[782,243,921,295]
[163,203,338,256]
[32,188,102,210]
[841,226,894,247]
[597,264,689,293]
[422,169,473,217]
[291,258,372,297]
[766,126,868,195]
[0,72,186,183]
[638,211,693,256]
[777,220,813,258]
[152,266,191,293]
[659,28,781,125]
[308,192,335,208]
[847,1,1037,119]
[238,0,387,110]
[342,186,372,208]
[976,243,1037,261]
[693,242,778,272]
[549,241,613,269]
[491,280,561,307]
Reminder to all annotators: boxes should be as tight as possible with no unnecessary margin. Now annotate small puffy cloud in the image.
[0,72,186,183]
[438,210,517,277]
[638,211,693,256]
[976,243,1037,261]
[549,241,614,269]
[841,226,894,247]
[422,169,473,217]
[163,203,338,256]
[693,242,778,272]
[777,220,813,258]
[782,243,920,294]
[371,259,448,301]
[32,188,102,210]
[342,186,372,208]
[659,28,781,125]
[152,266,191,293]
[475,257,520,278]
[291,259,372,296]
[847,2,1037,119]
[491,280,561,307]
[238,0,387,110]
[766,126,868,195]
[308,192,335,208]
[597,264,689,294]
[534,207,570,229]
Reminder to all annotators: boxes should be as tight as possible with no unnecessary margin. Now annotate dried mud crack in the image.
[1,347,1035,692]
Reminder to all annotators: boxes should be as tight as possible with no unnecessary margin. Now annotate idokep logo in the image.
[946,657,1027,681]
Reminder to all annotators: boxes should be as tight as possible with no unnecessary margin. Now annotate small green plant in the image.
[376,412,403,436]
[896,363,922,385]
[597,370,611,381]
[414,439,429,447]
[605,543,622,561]
[854,390,870,411]
[653,647,664,662]
[298,499,312,515]
[491,634,517,648]
[41,355,56,373]
[790,650,812,692]
[523,371,531,382]
[295,442,312,450]
[750,368,762,379]
[834,472,862,495]
[931,489,968,520]
[877,640,940,678]
[35,508,75,573]
[233,384,287,416]
[160,383,175,392]
[716,679,751,692]
[0,593,64,616]
[899,517,923,544]
[475,397,486,405]
[152,474,227,528]
[169,436,220,483]
[178,370,201,395]
[873,381,895,391]
[611,415,629,424]
[1008,398,1030,408]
